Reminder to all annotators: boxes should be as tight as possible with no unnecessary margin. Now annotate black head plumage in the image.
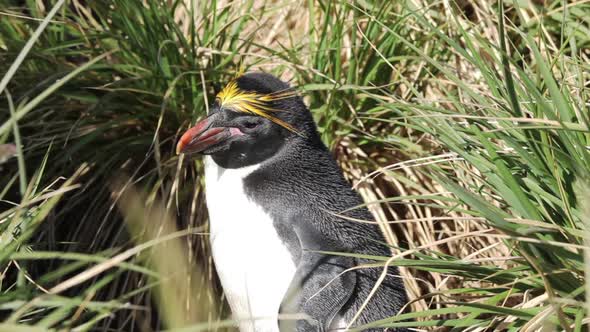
[177,72,321,168]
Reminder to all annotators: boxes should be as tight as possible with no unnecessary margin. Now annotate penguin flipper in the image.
[279,251,356,332]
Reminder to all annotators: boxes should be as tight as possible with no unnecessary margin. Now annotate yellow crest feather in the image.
[216,79,301,134]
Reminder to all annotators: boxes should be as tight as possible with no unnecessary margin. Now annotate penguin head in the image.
[176,72,318,168]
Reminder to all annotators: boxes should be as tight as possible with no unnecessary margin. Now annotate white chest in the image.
[204,157,297,332]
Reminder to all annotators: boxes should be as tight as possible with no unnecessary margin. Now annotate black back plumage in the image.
[234,72,408,330]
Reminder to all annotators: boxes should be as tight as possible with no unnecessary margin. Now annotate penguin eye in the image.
[243,122,259,129]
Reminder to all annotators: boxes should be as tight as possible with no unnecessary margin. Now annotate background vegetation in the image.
[1,0,589,331]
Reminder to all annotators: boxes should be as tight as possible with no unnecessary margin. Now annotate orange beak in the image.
[176,117,241,155]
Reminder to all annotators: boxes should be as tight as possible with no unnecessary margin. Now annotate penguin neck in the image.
[204,155,261,182]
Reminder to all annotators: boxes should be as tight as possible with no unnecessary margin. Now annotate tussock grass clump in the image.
[0,0,589,331]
